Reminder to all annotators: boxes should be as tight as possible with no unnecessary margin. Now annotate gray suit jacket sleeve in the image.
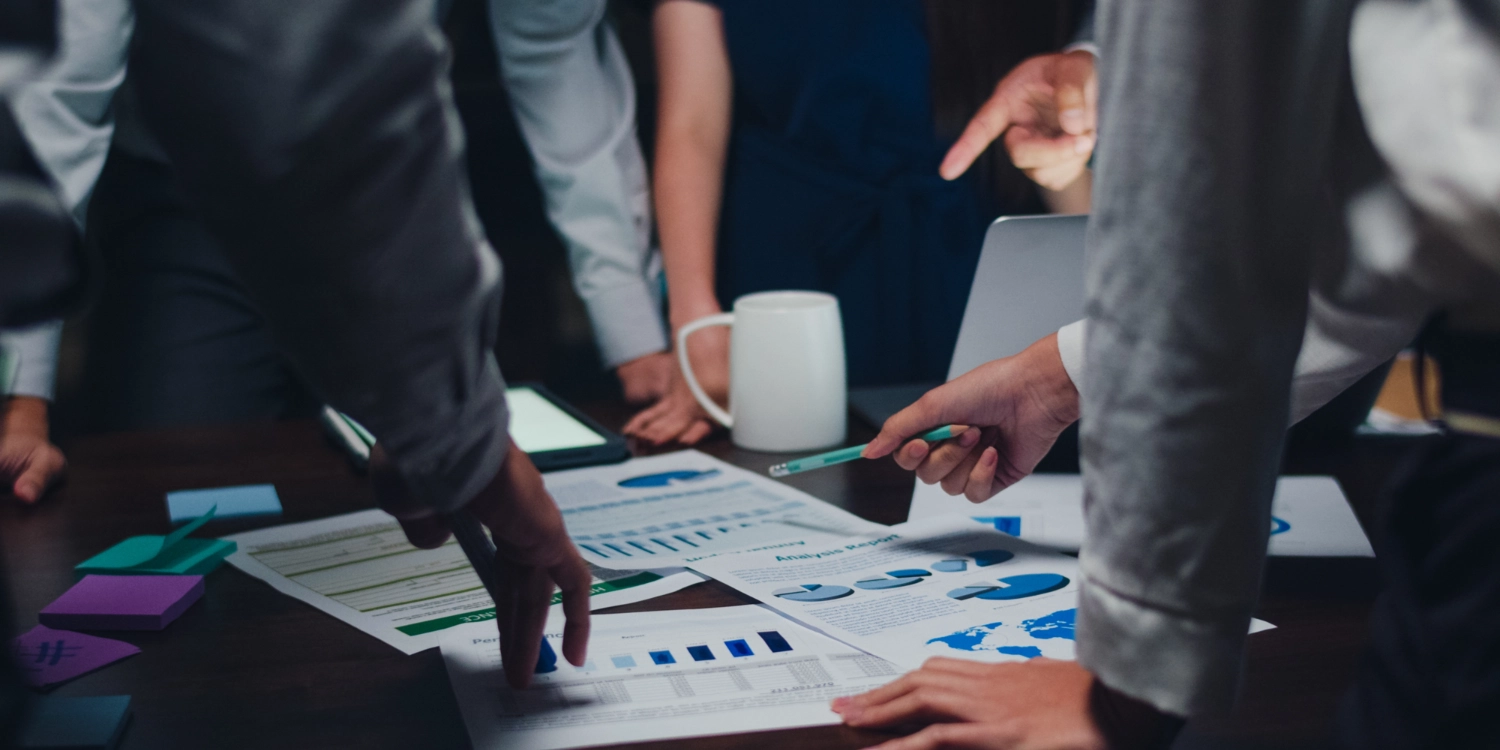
[128,0,509,512]
[1078,0,1351,715]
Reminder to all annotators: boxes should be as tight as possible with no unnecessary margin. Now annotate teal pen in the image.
[768,425,960,478]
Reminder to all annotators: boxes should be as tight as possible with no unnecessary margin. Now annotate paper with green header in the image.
[76,506,237,575]
[224,509,702,654]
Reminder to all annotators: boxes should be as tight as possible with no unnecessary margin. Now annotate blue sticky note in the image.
[19,695,132,749]
[167,484,282,523]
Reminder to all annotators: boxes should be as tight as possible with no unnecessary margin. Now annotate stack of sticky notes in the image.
[19,695,132,750]
[75,506,235,576]
[41,575,204,631]
[11,625,140,688]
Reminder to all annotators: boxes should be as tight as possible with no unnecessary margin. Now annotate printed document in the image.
[910,474,1374,557]
[691,516,1272,671]
[225,510,701,654]
[543,450,882,567]
[441,605,899,750]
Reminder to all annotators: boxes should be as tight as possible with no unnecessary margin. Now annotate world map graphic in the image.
[926,608,1077,659]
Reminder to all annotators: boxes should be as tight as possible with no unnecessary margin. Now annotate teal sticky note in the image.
[167,484,282,523]
[76,506,237,576]
[19,695,131,749]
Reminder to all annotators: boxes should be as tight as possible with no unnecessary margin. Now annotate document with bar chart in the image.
[543,450,882,567]
[225,510,702,654]
[441,605,900,750]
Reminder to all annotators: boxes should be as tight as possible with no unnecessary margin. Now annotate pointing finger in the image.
[939,88,1013,180]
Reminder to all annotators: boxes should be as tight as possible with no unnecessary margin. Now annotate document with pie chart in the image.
[690,515,1272,670]
[542,450,882,567]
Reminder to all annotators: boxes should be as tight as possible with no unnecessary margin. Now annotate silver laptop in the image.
[946,214,1087,379]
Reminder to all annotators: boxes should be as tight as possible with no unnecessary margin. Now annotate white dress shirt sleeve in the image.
[0,321,63,400]
[9,0,132,224]
[487,0,668,368]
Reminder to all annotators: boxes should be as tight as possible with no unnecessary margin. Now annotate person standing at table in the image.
[0,0,670,503]
[832,0,1500,748]
[625,0,1096,446]
[7,0,595,689]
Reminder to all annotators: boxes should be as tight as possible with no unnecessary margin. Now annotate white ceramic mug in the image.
[677,291,846,452]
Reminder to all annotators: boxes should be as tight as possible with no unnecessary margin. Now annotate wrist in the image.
[669,304,725,334]
[1023,334,1081,428]
[2,396,50,440]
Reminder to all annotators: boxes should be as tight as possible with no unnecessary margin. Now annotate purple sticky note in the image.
[11,625,140,688]
[40,575,204,631]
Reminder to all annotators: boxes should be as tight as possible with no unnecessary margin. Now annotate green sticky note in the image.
[76,506,237,576]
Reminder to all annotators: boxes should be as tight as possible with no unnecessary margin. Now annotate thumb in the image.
[1055,82,1090,136]
[12,448,64,504]
[939,88,1013,180]
[369,443,453,549]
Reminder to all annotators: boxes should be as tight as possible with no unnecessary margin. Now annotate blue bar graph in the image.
[687,645,715,662]
[611,655,636,668]
[758,631,793,653]
[725,639,753,657]
[649,650,676,665]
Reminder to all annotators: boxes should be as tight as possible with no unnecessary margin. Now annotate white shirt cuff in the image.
[0,320,63,400]
[1056,319,1087,398]
[586,282,669,368]
[1063,41,1100,57]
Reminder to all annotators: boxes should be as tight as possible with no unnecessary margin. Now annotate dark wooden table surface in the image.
[0,404,1422,749]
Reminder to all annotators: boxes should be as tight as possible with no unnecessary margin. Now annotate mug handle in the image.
[676,313,735,428]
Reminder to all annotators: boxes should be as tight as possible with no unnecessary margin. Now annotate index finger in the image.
[938,90,1013,180]
[552,552,593,667]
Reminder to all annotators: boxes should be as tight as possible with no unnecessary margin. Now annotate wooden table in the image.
[0,405,1422,749]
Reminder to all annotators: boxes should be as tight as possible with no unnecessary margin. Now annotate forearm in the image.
[652,0,731,330]
[129,0,509,512]
[1079,0,1344,716]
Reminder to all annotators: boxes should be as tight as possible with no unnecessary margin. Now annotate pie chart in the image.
[946,573,1069,601]
[931,559,968,573]
[854,569,930,590]
[773,584,854,602]
[971,549,1015,567]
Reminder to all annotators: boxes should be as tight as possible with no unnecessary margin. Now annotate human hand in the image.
[940,50,1097,191]
[370,441,592,689]
[0,396,66,504]
[832,657,1177,750]
[622,323,728,446]
[862,334,1078,502]
[616,351,676,405]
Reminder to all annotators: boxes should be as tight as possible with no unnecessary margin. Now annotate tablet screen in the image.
[506,387,608,453]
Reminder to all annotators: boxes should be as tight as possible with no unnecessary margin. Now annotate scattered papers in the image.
[19,695,132,750]
[910,474,1375,557]
[692,516,1273,671]
[441,605,899,750]
[224,509,703,654]
[545,450,882,567]
[76,506,236,575]
[11,626,140,687]
[41,575,204,631]
[167,484,282,523]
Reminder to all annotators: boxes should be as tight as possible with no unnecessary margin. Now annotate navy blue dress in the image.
[704,0,993,385]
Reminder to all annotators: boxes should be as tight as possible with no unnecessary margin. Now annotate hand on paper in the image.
[939,50,1097,192]
[622,324,728,446]
[832,657,1176,750]
[616,351,676,405]
[863,334,1078,502]
[0,396,66,504]
[371,441,592,689]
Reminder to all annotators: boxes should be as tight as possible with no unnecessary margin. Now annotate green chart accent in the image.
[394,571,664,637]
